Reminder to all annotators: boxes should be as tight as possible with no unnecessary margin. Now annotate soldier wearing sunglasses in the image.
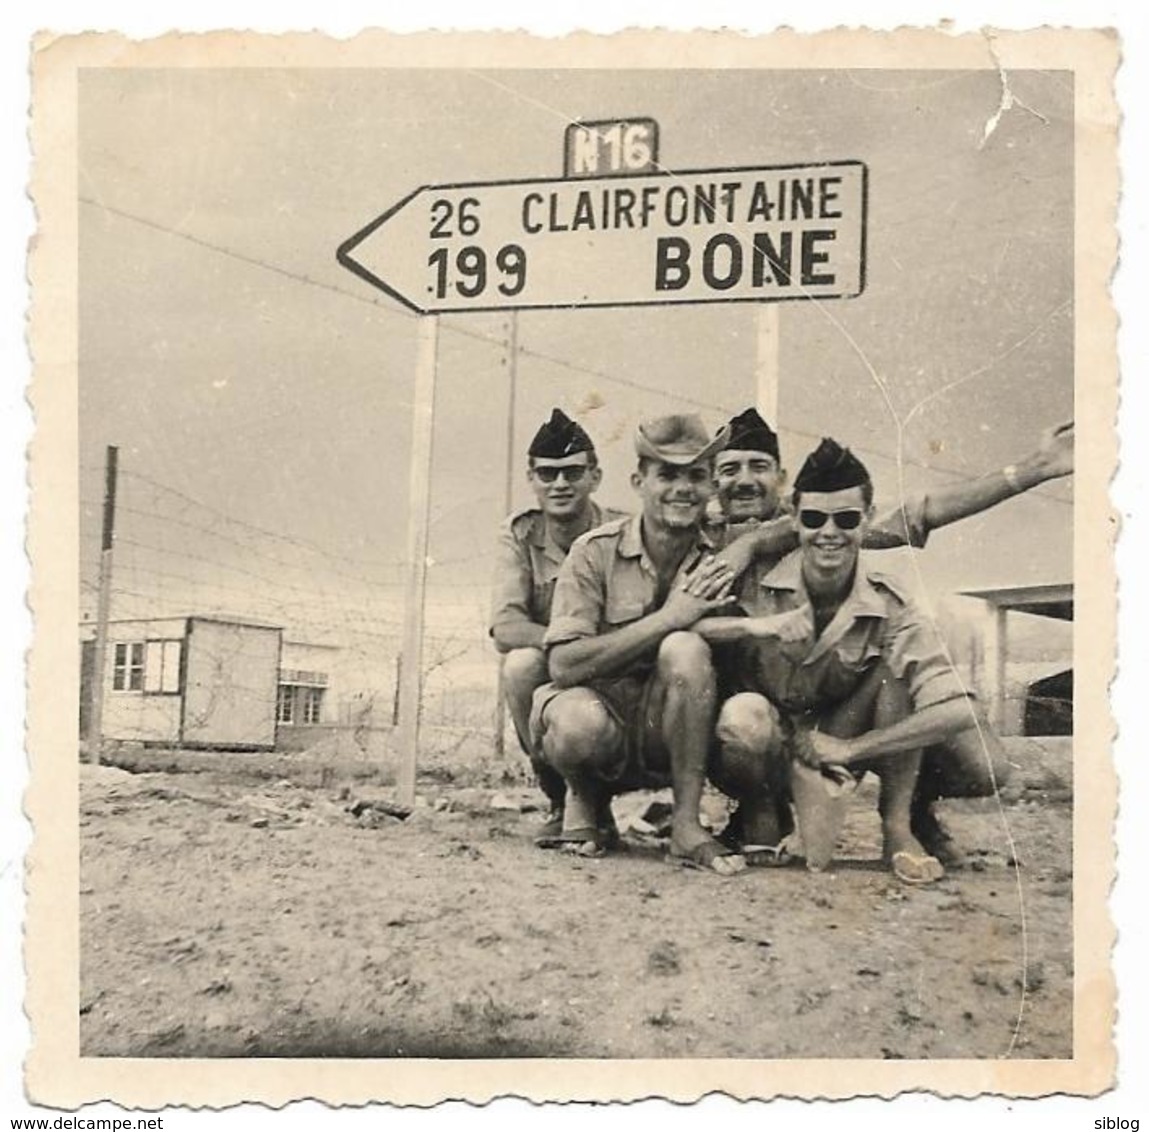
[703,408,1073,868]
[696,439,980,884]
[490,409,628,840]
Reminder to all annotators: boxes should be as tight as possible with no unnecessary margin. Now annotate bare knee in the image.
[657,631,713,689]
[538,690,621,772]
[714,693,785,795]
[503,647,548,698]
[717,693,782,756]
[927,716,1012,797]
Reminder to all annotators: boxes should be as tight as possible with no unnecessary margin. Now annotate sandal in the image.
[890,850,946,885]
[667,838,746,876]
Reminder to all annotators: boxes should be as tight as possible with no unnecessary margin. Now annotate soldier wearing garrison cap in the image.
[694,438,1007,884]
[706,408,1075,868]
[490,409,626,840]
[530,412,753,875]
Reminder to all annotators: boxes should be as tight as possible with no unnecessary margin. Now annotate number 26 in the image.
[429,197,481,238]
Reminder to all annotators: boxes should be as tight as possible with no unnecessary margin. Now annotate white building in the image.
[80,616,339,751]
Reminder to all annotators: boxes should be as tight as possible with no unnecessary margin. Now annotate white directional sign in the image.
[338,161,867,314]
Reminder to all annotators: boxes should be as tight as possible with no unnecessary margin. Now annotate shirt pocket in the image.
[825,632,884,681]
[532,578,558,623]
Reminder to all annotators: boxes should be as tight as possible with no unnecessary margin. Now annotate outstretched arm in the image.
[802,697,975,767]
[865,421,1074,549]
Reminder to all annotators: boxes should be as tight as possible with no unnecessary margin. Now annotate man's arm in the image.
[693,605,814,645]
[865,421,1074,549]
[549,559,735,688]
[492,620,546,652]
[712,516,798,577]
[489,521,546,654]
[804,697,974,767]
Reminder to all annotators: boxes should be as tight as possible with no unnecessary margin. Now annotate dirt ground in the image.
[79,743,1073,1060]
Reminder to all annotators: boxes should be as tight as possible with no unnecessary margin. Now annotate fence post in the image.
[87,445,119,765]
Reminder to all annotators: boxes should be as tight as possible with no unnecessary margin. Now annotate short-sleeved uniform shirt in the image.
[730,549,968,717]
[533,514,718,785]
[490,501,626,635]
[543,514,716,674]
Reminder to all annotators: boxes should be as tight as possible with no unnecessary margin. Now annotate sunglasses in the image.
[532,465,589,484]
[798,508,865,531]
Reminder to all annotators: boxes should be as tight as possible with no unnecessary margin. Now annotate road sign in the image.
[337,160,867,314]
[564,118,659,177]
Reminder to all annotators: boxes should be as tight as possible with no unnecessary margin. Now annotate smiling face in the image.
[714,448,786,522]
[528,453,601,520]
[632,458,714,533]
[793,485,872,580]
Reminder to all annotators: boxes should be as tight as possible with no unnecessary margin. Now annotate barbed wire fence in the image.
[77,195,1074,781]
[80,454,506,776]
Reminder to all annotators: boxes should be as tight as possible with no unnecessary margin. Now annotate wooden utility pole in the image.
[87,445,119,766]
[493,312,519,757]
[755,306,780,426]
[395,318,440,807]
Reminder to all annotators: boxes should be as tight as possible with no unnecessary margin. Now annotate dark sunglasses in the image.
[533,465,589,484]
[798,508,865,531]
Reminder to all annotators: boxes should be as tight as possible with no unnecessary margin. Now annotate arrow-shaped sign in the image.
[338,161,866,315]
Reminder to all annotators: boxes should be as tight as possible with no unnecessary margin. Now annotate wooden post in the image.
[983,604,1010,733]
[395,317,440,807]
[755,306,780,427]
[87,445,119,765]
[493,312,519,757]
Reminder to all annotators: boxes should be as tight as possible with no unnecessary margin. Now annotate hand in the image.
[684,554,736,600]
[808,730,856,770]
[662,557,736,629]
[751,604,814,643]
[1032,420,1074,480]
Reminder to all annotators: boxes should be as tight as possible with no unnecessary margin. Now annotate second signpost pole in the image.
[395,315,440,808]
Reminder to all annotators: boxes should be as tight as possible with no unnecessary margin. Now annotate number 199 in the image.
[427,244,527,301]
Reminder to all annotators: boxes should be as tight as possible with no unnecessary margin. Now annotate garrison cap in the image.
[528,408,595,460]
[635,414,730,467]
[721,407,781,463]
[793,438,872,494]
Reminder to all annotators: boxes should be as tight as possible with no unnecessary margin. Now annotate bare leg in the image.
[503,648,565,811]
[793,664,941,879]
[649,632,744,875]
[536,687,624,854]
[712,692,789,853]
[914,704,1009,866]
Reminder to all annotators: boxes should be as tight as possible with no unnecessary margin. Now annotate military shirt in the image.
[732,549,969,716]
[490,501,627,634]
[544,515,716,659]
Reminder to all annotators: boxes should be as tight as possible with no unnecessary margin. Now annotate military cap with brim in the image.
[529,408,595,459]
[793,437,871,493]
[635,414,731,466]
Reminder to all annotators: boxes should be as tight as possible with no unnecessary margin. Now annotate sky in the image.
[76,62,1075,647]
[6,5,1149,1129]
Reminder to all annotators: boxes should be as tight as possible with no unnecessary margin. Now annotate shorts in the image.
[528,672,670,792]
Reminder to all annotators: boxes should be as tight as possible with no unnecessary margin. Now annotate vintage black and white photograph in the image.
[24,26,1118,1105]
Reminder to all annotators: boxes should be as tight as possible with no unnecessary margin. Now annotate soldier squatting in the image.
[490,406,1073,881]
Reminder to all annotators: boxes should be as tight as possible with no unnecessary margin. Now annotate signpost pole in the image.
[493,312,519,758]
[396,316,440,807]
[755,306,780,428]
